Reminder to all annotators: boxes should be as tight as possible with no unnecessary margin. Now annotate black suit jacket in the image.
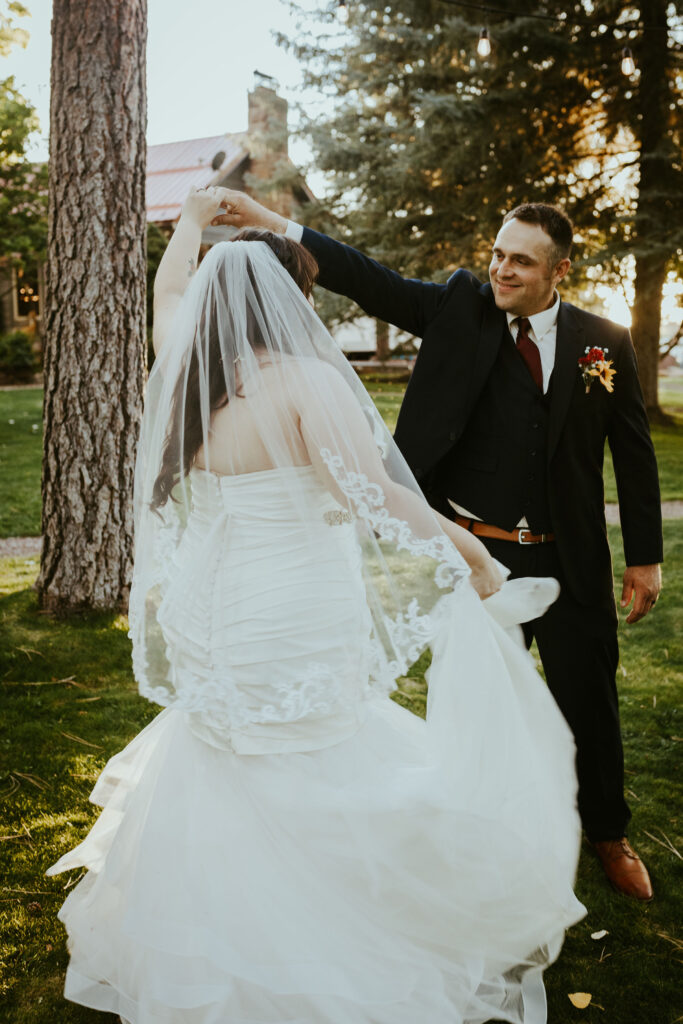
[301,228,663,611]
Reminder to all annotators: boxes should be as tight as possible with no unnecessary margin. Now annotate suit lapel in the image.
[468,285,506,410]
[547,302,585,461]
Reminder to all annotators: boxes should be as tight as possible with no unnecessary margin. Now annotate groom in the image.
[211,193,663,901]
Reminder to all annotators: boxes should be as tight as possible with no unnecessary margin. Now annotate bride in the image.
[48,186,585,1023]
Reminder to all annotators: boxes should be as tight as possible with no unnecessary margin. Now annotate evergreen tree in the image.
[282,0,682,416]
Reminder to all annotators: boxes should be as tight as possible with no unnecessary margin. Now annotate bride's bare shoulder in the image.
[254,356,359,420]
[279,355,350,388]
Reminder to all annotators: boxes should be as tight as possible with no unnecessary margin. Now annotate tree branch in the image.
[660,318,683,358]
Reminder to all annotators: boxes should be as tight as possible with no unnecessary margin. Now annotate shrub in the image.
[0,330,38,372]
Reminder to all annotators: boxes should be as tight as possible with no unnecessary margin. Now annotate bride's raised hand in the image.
[210,189,288,234]
[180,186,228,229]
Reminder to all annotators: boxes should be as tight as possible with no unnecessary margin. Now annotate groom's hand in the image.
[210,189,287,234]
[620,564,662,623]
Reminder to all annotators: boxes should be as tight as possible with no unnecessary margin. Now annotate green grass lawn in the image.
[1,523,681,1023]
[0,389,43,538]
[1,380,680,537]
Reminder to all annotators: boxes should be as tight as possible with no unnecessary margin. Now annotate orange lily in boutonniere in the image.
[578,347,616,394]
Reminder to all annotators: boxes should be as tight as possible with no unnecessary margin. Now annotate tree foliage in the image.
[0,1,29,57]
[281,0,682,413]
[0,3,48,277]
[0,78,48,266]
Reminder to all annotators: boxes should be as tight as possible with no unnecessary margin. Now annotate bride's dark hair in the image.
[150,229,319,513]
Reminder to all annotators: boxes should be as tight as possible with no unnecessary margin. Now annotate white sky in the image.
[3,0,682,333]
[3,0,325,182]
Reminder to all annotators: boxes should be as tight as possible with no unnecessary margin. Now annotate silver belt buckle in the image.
[518,528,536,545]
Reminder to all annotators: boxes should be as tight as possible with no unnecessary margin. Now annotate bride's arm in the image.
[295,364,503,600]
[152,187,224,354]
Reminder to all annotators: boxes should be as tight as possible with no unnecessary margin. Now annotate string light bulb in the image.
[337,0,349,23]
[621,46,635,76]
[477,28,491,58]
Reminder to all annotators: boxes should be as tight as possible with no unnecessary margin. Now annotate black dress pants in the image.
[480,536,631,841]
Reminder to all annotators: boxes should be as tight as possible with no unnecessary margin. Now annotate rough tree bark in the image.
[37,0,147,613]
[630,0,671,421]
[375,320,390,360]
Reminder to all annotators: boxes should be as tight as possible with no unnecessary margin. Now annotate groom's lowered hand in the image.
[210,189,287,234]
[620,564,662,624]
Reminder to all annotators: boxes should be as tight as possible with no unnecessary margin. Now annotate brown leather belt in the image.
[454,515,555,545]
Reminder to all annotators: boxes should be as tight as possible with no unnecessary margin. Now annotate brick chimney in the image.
[248,77,288,159]
[246,76,292,217]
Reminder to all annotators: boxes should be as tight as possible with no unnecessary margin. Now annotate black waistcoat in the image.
[439,327,554,533]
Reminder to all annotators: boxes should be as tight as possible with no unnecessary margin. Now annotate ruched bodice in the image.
[156,465,372,754]
[188,464,341,522]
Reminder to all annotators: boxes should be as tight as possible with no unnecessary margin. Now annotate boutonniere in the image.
[578,346,616,394]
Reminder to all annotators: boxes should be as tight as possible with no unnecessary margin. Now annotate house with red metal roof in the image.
[146,81,315,243]
[0,81,314,336]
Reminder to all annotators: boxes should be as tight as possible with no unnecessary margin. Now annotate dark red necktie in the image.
[513,317,543,391]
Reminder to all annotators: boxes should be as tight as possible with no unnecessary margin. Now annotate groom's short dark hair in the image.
[503,203,573,263]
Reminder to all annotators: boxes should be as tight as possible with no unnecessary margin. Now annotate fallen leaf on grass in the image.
[591,930,609,940]
[568,993,592,1009]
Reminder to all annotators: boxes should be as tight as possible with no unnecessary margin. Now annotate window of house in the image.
[14,264,41,322]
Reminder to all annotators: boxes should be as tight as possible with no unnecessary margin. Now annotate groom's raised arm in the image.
[296,227,445,338]
[211,191,446,339]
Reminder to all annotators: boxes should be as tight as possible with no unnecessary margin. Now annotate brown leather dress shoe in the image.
[590,838,653,901]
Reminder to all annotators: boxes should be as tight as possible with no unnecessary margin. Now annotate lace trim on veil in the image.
[320,449,465,588]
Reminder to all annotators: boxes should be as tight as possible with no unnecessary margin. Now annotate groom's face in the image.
[489,219,566,316]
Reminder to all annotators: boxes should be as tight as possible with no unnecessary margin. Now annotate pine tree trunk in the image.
[37,0,147,613]
[375,319,390,360]
[631,253,666,418]
[630,0,668,421]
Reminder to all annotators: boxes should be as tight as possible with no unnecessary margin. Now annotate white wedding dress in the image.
[48,463,585,1024]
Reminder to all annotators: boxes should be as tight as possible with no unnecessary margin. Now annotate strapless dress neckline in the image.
[191,463,316,483]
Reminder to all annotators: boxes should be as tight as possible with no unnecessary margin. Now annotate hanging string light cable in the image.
[434,0,673,30]
[332,1,679,75]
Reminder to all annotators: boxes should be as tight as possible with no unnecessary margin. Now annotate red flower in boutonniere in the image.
[578,346,616,394]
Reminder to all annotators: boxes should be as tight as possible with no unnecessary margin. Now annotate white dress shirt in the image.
[505,295,560,395]
[285,220,304,244]
[286,220,561,529]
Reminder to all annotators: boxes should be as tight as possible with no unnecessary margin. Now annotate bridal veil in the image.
[129,237,474,712]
